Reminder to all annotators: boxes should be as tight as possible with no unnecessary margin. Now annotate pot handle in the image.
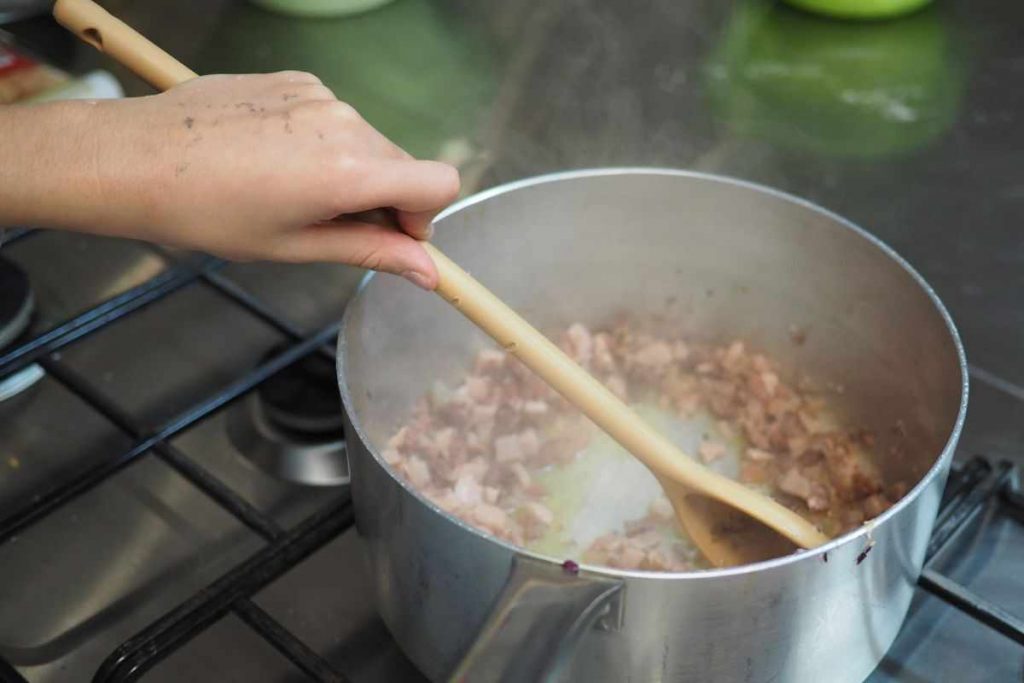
[448,555,624,683]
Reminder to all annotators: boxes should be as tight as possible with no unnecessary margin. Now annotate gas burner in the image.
[227,344,348,486]
[0,255,33,350]
[0,255,43,402]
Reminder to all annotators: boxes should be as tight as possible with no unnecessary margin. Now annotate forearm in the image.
[0,101,112,232]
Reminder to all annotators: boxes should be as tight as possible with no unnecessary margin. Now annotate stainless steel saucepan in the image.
[337,168,967,683]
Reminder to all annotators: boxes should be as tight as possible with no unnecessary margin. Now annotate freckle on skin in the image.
[175,162,190,177]
[317,131,325,140]
[282,93,299,101]
[184,116,195,129]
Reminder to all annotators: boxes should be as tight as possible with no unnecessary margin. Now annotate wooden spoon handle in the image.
[54,0,197,90]
[55,0,828,551]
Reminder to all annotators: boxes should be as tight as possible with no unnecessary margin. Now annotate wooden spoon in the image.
[53,0,829,563]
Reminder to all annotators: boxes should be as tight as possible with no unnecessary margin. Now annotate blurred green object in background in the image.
[249,0,396,18]
[705,1,965,159]
[200,0,496,161]
[784,0,934,21]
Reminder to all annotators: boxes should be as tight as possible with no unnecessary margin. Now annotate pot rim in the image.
[337,166,969,581]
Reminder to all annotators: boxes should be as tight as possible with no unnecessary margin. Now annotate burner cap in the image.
[0,256,33,351]
[228,344,349,487]
[256,345,344,438]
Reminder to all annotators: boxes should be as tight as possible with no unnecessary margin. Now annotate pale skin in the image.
[0,71,460,289]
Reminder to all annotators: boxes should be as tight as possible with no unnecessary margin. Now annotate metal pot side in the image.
[338,169,968,683]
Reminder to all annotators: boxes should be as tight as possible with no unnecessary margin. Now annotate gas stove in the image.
[0,228,1021,683]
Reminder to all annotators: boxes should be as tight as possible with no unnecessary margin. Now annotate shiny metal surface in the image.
[338,170,967,682]
[451,556,623,683]
[225,393,350,486]
[1,0,1021,679]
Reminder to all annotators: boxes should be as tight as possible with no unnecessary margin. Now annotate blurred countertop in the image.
[7,0,1024,461]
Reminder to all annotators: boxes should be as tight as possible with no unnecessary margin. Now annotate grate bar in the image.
[40,358,284,541]
[0,227,35,247]
[93,497,353,683]
[0,322,339,545]
[156,443,284,542]
[234,599,349,683]
[925,460,1012,563]
[201,271,305,339]
[201,271,338,361]
[153,322,340,442]
[935,457,992,524]
[919,569,1024,645]
[0,258,221,380]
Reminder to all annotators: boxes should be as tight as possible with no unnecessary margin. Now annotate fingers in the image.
[395,208,438,240]
[331,159,460,218]
[277,220,439,290]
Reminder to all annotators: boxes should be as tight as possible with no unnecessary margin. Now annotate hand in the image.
[0,72,459,289]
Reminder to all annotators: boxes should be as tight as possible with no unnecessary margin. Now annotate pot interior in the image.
[339,170,965,558]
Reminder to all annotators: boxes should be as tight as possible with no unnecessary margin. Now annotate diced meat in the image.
[566,323,594,366]
[471,504,509,535]
[740,461,771,484]
[698,439,726,463]
[606,374,628,400]
[405,456,432,489]
[382,448,403,466]
[454,475,483,506]
[510,462,532,488]
[475,349,506,373]
[466,376,491,401]
[722,341,745,370]
[523,400,549,416]
[777,467,813,499]
[633,341,673,369]
[524,501,554,526]
[611,543,646,569]
[386,319,887,571]
[452,457,489,482]
[745,447,774,462]
[593,333,617,372]
[494,434,523,463]
[433,427,456,460]
[777,467,830,512]
[862,493,890,518]
[806,493,830,512]
[519,428,540,459]
[387,426,409,451]
[494,430,539,464]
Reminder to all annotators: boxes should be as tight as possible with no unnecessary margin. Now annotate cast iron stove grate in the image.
[0,227,1020,682]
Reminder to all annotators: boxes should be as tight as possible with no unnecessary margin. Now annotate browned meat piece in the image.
[862,493,891,518]
[698,439,727,463]
[745,447,774,462]
[471,504,510,535]
[405,456,432,489]
[565,323,594,367]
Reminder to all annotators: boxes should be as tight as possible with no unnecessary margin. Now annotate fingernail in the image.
[424,223,435,240]
[401,270,433,290]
